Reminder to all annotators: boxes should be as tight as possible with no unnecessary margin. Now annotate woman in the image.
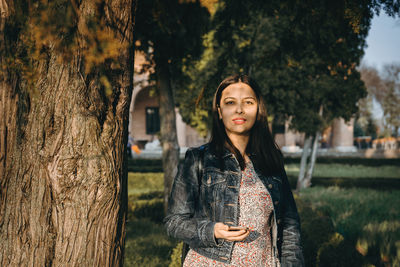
[165,74,304,266]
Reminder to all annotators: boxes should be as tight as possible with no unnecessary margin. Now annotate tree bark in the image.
[0,1,136,266]
[303,130,321,187]
[297,105,323,191]
[155,57,180,214]
[296,135,312,191]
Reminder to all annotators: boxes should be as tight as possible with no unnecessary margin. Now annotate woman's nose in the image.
[236,103,243,114]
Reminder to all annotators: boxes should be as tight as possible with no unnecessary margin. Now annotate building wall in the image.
[129,86,206,148]
[130,87,159,143]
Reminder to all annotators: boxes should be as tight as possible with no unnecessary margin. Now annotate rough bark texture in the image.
[155,58,180,213]
[0,1,135,266]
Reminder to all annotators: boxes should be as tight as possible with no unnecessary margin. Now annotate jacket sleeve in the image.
[164,148,221,248]
[280,168,305,267]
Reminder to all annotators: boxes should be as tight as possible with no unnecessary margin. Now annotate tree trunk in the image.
[0,1,136,266]
[155,57,180,213]
[297,105,323,190]
[303,130,321,187]
[296,135,312,191]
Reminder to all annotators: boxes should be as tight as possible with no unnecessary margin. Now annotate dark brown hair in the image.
[209,74,284,176]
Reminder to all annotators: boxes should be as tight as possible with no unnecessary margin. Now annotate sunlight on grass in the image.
[300,186,400,265]
[125,167,400,266]
[128,172,164,195]
[285,163,400,178]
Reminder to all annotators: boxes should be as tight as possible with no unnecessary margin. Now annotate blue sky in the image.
[362,12,400,71]
[362,12,400,122]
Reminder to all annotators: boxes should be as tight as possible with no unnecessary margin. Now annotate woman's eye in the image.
[225,101,234,105]
[245,101,254,105]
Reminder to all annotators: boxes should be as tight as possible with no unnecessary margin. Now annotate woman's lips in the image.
[232,118,246,124]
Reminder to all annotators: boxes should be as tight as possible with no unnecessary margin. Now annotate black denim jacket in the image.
[164,144,304,266]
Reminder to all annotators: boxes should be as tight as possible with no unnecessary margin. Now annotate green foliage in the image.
[168,242,183,267]
[128,196,164,222]
[1,0,131,98]
[296,198,364,266]
[127,157,400,171]
[128,172,164,222]
[353,120,366,137]
[358,221,400,266]
[124,218,177,267]
[134,0,210,80]
[177,0,393,136]
[299,186,400,266]
[360,63,400,137]
[128,172,164,195]
[381,64,400,136]
[126,172,175,266]
[125,170,400,266]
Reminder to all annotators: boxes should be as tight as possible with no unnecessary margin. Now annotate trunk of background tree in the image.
[303,130,321,186]
[155,57,180,213]
[296,135,312,191]
[297,105,323,191]
[0,1,136,266]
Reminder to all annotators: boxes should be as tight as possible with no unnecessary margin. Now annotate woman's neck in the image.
[227,133,250,160]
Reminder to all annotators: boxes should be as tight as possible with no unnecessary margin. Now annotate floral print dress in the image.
[183,161,280,267]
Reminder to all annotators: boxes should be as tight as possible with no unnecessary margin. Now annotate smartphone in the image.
[229,226,249,231]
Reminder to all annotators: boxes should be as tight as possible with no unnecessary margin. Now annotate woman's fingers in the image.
[223,230,250,241]
[214,222,230,239]
[214,222,250,241]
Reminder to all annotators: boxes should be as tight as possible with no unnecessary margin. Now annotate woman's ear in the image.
[217,106,222,119]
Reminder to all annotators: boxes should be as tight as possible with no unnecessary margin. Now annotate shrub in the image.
[169,242,183,267]
[296,197,364,267]
[128,191,164,222]
[299,187,400,266]
[357,221,400,266]
[316,233,364,267]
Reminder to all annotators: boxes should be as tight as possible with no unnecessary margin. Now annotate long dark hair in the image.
[209,74,284,176]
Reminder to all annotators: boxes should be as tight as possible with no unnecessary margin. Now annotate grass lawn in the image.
[299,186,400,266]
[285,163,400,178]
[125,218,177,267]
[128,172,164,195]
[125,162,400,266]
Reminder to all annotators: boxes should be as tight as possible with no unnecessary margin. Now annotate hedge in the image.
[128,191,164,222]
[127,157,400,173]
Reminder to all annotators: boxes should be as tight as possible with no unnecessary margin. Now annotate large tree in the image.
[134,0,209,211]
[0,0,135,266]
[178,0,399,190]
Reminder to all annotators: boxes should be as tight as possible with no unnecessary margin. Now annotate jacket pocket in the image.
[200,168,227,220]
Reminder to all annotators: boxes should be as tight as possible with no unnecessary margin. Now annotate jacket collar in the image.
[220,146,256,159]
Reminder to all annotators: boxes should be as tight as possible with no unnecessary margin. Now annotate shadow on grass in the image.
[125,218,177,267]
[298,187,400,266]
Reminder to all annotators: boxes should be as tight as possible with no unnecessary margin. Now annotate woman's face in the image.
[218,82,258,138]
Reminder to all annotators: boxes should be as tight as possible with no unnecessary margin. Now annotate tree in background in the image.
[0,0,136,265]
[177,1,280,136]
[134,0,209,211]
[359,63,400,138]
[381,64,400,137]
[279,1,371,190]
[178,0,398,190]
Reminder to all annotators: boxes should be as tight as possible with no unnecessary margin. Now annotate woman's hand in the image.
[214,222,250,242]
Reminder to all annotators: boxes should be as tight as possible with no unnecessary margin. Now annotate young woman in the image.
[165,74,304,266]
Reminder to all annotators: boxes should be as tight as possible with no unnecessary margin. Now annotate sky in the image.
[362,12,400,71]
[362,12,400,122]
